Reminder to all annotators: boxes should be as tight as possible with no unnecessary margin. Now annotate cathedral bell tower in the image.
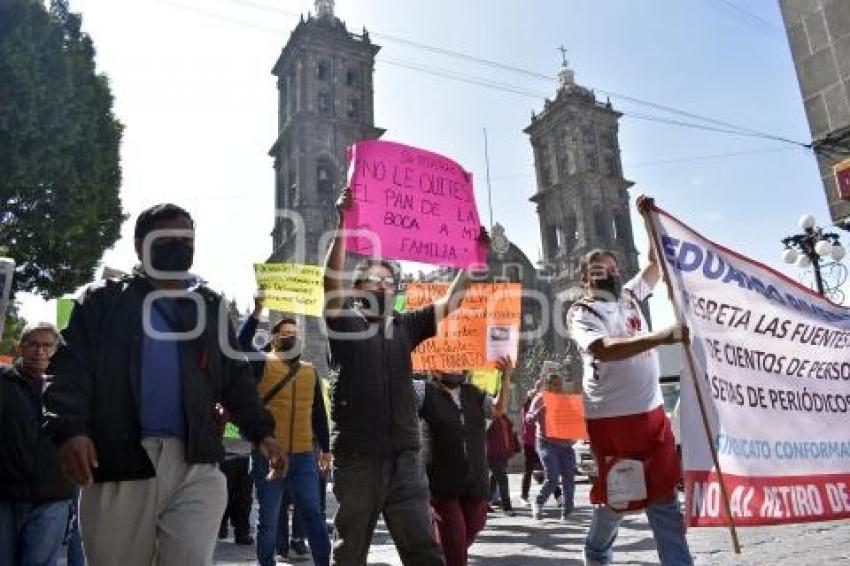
[525,54,643,351]
[269,0,384,263]
[268,2,384,374]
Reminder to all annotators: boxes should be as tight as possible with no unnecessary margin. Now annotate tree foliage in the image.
[0,0,125,298]
[1,301,27,357]
[515,337,580,395]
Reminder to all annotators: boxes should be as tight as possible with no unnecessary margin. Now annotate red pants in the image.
[431,496,489,566]
[587,405,681,510]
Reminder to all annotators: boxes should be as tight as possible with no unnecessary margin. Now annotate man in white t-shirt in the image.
[568,219,692,565]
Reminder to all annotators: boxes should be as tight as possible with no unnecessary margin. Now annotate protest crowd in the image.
[0,171,700,566]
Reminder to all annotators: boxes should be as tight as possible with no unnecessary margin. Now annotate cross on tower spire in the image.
[557,45,568,66]
[557,45,575,89]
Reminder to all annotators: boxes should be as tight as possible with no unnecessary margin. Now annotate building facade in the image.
[524,58,642,353]
[268,1,383,373]
[779,0,850,221]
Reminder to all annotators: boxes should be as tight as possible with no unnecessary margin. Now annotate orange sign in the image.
[0,355,14,365]
[835,159,850,200]
[406,282,521,371]
[543,392,588,440]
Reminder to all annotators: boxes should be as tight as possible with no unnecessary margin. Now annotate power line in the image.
[379,56,810,146]
[624,145,799,168]
[154,0,811,148]
[482,146,802,182]
[708,0,784,36]
[212,0,804,144]
[378,56,550,99]
[156,0,284,33]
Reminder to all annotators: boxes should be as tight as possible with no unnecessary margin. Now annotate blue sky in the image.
[19,0,837,330]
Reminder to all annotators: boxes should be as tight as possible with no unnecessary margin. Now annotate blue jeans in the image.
[66,491,85,566]
[535,438,576,514]
[585,495,693,565]
[252,451,330,566]
[277,484,306,555]
[0,499,71,566]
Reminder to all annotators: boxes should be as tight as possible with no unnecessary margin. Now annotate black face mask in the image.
[150,239,194,274]
[439,374,465,389]
[594,274,622,299]
[275,336,302,360]
[362,290,392,317]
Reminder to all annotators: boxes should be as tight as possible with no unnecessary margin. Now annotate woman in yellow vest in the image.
[239,300,331,566]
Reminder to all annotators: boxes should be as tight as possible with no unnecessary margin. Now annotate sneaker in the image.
[234,532,254,545]
[503,507,516,517]
[290,538,309,556]
[555,494,563,508]
[519,495,529,505]
[532,502,542,520]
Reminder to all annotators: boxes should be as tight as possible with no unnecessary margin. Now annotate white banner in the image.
[650,206,850,527]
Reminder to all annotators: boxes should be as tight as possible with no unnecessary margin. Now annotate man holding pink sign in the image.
[323,140,488,566]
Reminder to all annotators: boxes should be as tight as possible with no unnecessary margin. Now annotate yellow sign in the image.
[254,263,324,317]
[469,368,502,396]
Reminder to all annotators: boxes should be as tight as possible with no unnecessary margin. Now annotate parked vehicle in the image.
[574,439,597,482]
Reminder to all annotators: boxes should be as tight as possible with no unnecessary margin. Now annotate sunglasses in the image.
[364,274,395,285]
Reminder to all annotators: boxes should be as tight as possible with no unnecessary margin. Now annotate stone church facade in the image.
[267,1,383,372]
[525,56,643,355]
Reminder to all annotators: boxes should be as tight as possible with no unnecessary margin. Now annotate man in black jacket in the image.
[43,203,287,566]
[0,322,71,566]
[323,188,483,566]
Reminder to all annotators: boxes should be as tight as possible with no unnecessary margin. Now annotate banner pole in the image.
[638,198,742,555]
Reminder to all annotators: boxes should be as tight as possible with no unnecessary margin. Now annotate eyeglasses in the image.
[23,341,57,351]
[364,274,395,285]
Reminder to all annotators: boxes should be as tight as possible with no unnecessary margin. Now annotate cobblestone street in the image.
[214,474,850,565]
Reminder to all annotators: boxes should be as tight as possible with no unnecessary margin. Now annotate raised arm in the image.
[323,188,353,316]
[433,226,489,324]
[491,355,513,417]
[433,269,471,324]
[237,293,263,352]
[636,195,660,290]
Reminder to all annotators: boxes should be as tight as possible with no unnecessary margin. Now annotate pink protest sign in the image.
[343,140,488,268]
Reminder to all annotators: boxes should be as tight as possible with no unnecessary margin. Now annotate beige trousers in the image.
[79,437,227,566]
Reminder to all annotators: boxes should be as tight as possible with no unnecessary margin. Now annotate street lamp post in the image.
[781,214,845,296]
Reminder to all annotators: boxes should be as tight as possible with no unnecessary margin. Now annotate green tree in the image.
[0,0,125,298]
[515,338,552,393]
[1,301,27,357]
[515,338,579,395]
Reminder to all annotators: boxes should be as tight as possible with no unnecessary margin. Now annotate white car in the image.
[574,439,597,481]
